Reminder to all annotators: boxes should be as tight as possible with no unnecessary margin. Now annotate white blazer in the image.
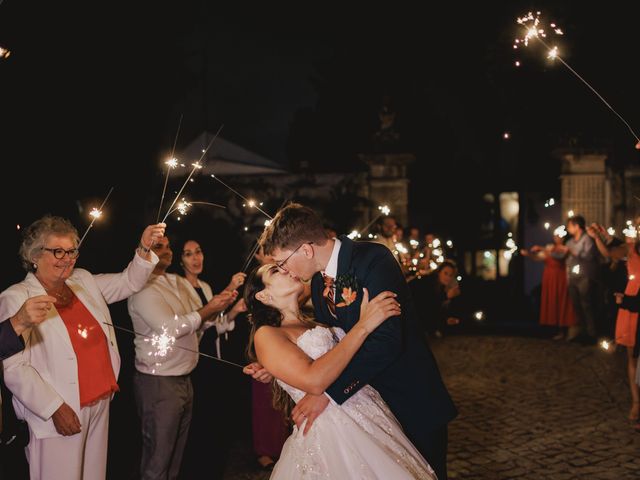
[0,252,157,439]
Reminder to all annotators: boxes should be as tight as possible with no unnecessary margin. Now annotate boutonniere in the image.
[335,272,359,307]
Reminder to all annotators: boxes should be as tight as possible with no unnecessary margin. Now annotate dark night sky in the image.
[1,1,639,285]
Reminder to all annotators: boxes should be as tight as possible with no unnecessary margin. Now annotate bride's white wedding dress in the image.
[270,326,437,479]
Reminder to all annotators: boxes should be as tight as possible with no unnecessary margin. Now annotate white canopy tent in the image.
[176,131,287,176]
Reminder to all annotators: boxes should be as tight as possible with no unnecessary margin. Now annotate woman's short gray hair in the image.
[19,215,79,272]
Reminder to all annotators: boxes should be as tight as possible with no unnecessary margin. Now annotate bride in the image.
[243,263,437,479]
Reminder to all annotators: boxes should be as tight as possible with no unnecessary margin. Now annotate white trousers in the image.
[25,398,110,480]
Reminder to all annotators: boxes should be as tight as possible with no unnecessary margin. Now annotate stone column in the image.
[358,153,414,227]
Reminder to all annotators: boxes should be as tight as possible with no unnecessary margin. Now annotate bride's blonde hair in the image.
[244,264,321,422]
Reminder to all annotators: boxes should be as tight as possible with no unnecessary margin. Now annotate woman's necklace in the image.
[39,278,72,306]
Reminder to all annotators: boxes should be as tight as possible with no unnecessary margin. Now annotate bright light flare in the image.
[379,205,391,216]
[145,324,176,358]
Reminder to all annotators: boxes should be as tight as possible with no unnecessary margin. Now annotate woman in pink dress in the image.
[522,234,576,339]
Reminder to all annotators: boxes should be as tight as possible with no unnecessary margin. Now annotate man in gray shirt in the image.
[559,215,599,343]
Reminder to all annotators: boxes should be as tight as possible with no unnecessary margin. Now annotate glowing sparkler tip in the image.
[165,158,178,169]
[503,132,510,139]
[0,46,11,59]
[600,340,610,351]
[191,162,203,169]
[378,205,391,216]
[544,222,550,230]
[89,208,102,219]
[547,46,558,59]
[176,199,192,216]
[474,311,485,321]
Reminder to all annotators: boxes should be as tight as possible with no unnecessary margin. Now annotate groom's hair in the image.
[260,203,329,254]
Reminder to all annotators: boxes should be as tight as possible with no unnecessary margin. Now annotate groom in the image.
[259,203,457,479]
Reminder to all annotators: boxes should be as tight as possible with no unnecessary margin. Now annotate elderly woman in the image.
[0,215,164,480]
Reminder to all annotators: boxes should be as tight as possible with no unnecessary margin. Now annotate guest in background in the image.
[0,215,164,480]
[521,233,576,339]
[127,236,236,480]
[176,239,247,479]
[409,260,461,338]
[604,223,640,423]
[556,215,599,344]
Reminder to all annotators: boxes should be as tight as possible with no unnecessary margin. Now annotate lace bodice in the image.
[276,326,344,403]
[271,325,436,479]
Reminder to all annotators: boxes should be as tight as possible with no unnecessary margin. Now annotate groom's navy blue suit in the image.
[311,236,457,478]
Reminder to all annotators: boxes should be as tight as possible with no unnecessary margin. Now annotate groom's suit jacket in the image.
[311,236,457,440]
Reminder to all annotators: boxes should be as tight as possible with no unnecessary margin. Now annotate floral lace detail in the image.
[274,326,435,479]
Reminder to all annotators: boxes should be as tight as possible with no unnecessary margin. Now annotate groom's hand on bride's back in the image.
[242,362,273,383]
[292,393,330,435]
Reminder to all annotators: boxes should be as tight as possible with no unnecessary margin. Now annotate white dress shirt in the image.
[128,273,207,376]
[184,278,236,359]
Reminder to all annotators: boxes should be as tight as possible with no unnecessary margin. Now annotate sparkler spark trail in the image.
[156,114,184,223]
[514,11,640,145]
[165,200,226,218]
[161,125,224,223]
[78,186,114,249]
[103,322,244,368]
[210,174,273,220]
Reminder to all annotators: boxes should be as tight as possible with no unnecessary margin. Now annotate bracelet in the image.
[138,242,151,253]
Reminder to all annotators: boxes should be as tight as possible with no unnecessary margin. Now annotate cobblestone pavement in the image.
[223,335,640,479]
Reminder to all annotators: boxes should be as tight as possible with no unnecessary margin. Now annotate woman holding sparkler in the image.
[605,221,640,423]
[176,238,247,479]
[521,233,576,339]
[0,215,165,480]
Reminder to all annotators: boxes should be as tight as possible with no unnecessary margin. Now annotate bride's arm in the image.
[254,289,400,395]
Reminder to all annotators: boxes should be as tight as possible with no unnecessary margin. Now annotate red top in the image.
[58,294,119,407]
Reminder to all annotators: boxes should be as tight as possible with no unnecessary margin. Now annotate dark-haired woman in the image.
[242,263,435,479]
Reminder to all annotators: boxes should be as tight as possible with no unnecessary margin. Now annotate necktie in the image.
[322,274,336,316]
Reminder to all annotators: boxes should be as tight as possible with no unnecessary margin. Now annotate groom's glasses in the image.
[275,242,313,272]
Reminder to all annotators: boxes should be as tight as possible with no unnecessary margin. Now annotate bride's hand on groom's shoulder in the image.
[243,362,273,383]
[358,288,402,333]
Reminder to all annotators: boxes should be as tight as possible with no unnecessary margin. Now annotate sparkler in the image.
[514,11,640,146]
[103,322,244,368]
[210,174,273,220]
[351,205,392,238]
[161,125,224,223]
[78,187,114,249]
[164,199,226,219]
[156,115,184,223]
